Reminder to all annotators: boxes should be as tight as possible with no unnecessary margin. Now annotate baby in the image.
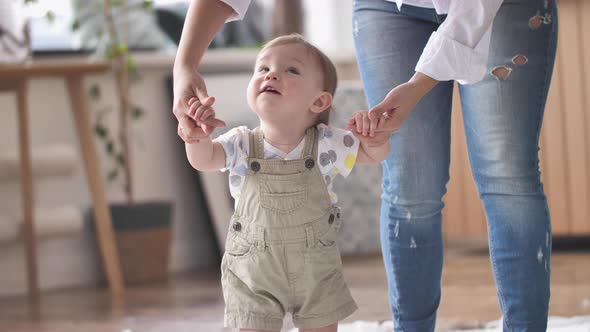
[184,34,392,332]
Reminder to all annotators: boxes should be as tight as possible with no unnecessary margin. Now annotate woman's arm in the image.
[174,0,243,73]
[367,0,503,135]
[416,0,504,84]
[173,0,250,143]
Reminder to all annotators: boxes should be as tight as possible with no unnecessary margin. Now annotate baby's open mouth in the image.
[261,86,281,95]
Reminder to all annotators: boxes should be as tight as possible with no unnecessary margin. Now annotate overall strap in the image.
[248,127,265,160]
[301,126,317,159]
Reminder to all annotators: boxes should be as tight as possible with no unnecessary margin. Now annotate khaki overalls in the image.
[221,126,357,331]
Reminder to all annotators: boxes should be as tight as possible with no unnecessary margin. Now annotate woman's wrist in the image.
[409,72,439,96]
[173,58,198,75]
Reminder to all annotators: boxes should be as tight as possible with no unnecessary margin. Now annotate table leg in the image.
[65,75,124,297]
[16,79,39,298]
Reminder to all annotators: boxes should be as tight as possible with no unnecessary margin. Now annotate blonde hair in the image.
[260,34,337,125]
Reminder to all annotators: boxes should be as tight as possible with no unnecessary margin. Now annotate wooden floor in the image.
[1,249,589,332]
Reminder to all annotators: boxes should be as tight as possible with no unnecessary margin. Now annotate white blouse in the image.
[219,0,503,84]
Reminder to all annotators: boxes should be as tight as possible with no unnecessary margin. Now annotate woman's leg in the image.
[353,1,453,331]
[459,0,558,331]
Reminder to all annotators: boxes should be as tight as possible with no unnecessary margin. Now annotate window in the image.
[25,0,181,54]
[24,0,77,53]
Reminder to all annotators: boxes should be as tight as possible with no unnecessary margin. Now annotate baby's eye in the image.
[287,67,300,75]
[258,66,269,72]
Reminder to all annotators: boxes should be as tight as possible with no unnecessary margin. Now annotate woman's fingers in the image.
[194,80,215,107]
[368,97,391,120]
[369,113,379,137]
[369,85,399,121]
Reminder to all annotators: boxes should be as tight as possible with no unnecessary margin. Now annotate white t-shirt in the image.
[214,123,360,205]
[220,0,503,84]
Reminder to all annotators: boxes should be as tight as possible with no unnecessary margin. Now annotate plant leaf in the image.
[117,43,128,55]
[107,43,128,59]
[94,124,108,138]
[45,10,55,23]
[117,154,125,167]
[106,140,114,154]
[142,1,154,10]
[107,169,119,182]
[71,19,80,31]
[89,84,101,101]
[126,56,137,75]
[132,106,144,119]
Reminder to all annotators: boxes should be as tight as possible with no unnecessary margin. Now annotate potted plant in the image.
[84,0,173,285]
[28,0,173,284]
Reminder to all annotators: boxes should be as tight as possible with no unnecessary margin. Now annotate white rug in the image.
[288,316,590,332]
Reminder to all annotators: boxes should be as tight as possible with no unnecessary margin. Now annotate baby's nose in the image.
[265,71,279,80]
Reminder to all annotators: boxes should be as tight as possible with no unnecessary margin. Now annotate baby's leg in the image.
[300,323,338,332]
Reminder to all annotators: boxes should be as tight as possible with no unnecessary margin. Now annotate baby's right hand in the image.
[187,98,225,136]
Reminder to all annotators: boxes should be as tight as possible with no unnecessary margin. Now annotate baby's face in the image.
[247,44,327,126]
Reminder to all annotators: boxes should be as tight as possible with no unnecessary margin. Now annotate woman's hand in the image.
[367,72,439,136]
[347,111,392,163]
[178,97,226,144]
[347,111,392,148]
[173,65,225,143]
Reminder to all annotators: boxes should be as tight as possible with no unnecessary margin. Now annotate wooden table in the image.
[0,59,124,298]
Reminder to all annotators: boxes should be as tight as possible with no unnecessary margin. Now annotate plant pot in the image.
[85,201,173,285]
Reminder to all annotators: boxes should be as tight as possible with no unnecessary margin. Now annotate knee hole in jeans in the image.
[491,66,513,80]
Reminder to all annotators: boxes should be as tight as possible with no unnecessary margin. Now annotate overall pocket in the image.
[317,207,343,248]
[259,174,308,214]
[224,233,253,258]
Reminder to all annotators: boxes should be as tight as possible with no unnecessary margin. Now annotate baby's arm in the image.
[184,98,226,172]
[185,138,226,172]
[347,111,391,164]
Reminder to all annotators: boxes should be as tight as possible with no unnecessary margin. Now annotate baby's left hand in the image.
[347,110,392,147]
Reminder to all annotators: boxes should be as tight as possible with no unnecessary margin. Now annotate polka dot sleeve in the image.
[212,126,250,172]
[316,124,360,178]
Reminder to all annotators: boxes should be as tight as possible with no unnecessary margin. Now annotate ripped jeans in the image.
[352,0,558,331]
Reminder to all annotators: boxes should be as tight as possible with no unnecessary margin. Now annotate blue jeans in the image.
[352,0,557,331]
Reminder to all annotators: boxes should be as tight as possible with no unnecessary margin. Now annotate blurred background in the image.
[0,0,589,331]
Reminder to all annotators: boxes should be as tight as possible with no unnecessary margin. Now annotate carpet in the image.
[288,316,590,331]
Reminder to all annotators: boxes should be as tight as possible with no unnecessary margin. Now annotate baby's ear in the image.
[310,91,333,114]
